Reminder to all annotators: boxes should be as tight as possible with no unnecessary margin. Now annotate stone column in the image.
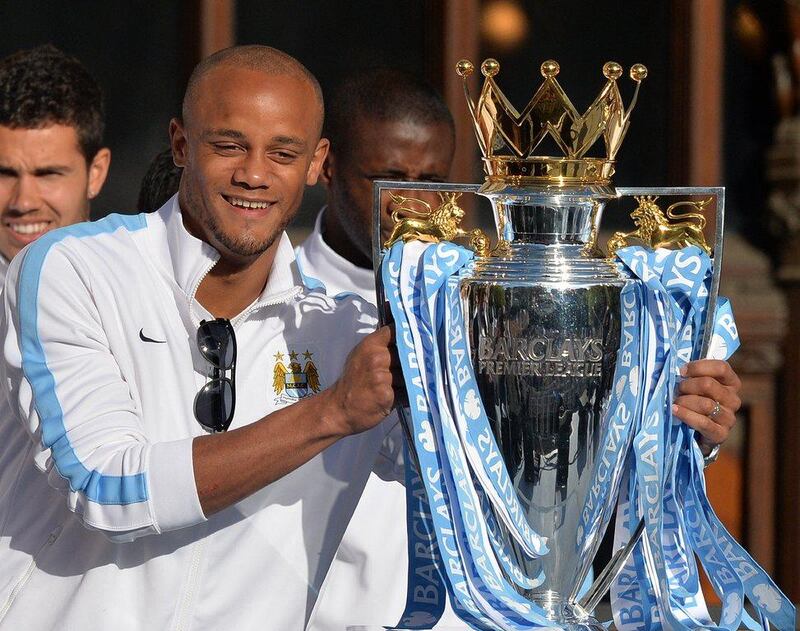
[768,113,800,599]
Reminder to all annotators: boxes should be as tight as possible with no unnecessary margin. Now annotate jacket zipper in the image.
[171,536,208,631]
[0,525,63,621]
[188,260,217,329]
[189,259,303,329]
[230,286,302,327]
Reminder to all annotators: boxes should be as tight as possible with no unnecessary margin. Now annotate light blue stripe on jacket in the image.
[17,213,149,505]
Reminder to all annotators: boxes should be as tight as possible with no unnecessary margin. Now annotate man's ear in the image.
[320,149,335,188]
[169,118,188,167]
[87,147,111,199]
[306,137,330,186]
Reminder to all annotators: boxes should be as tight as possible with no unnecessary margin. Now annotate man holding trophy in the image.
[0,43,756,630]
[0,45,402,630]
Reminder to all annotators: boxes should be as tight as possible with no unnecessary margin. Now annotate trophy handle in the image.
[382,191,491,257]
[605,196,714,257]
[613,187,725,360]
[576,186,726,613]
[371,180,484,327]
[578,519,645,612]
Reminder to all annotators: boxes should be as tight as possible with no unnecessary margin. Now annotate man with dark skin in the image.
[298,69,742,629]
[321,78,454,271]
[302,69,466,629]
[0,46,400,630]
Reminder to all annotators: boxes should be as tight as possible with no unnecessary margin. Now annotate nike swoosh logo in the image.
[139,328,166,344]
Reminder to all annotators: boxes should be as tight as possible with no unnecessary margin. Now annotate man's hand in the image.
[672,359,742,454]
[324,325,402,436]
[194,325,403,517]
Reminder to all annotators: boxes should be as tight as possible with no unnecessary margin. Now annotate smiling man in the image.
[0,45,110,283]
[0,45,400,630]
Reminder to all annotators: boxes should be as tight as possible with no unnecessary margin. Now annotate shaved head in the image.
[183,45,324,137]
[170,45,329,266]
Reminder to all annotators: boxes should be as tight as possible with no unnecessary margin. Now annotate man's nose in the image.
[8,175,41,213]
[232,152,271,189]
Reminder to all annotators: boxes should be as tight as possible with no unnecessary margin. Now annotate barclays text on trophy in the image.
[372,59,795,631]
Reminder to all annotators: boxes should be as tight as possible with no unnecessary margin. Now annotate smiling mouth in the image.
[222,194,273,210]
[5,221,52,236]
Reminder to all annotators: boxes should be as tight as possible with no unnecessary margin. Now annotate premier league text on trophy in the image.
[477,336,604,378]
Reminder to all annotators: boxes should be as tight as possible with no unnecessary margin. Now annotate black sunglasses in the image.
[194,318,237,433]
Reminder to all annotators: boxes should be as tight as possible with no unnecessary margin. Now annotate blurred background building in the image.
[1,0,797,605]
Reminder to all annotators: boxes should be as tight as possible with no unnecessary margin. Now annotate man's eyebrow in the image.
[271,135,307,150]
[202,128,246,141]
[33,164,71,175]
[0,163,71,175]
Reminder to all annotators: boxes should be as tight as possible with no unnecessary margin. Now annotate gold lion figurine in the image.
[607,195,712,256]
[384,191,490,257]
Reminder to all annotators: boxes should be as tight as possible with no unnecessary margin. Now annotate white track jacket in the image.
[0,197,395,630]
[298,210,464,631]
[297,210,406,630]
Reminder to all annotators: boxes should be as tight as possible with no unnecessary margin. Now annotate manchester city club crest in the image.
[272,349,321,403]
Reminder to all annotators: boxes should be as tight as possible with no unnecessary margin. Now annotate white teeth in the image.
[227,197,268,210]
[8,222,49,235]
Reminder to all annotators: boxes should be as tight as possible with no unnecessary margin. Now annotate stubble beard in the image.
[182,184,288,259]
[202,206,287,258]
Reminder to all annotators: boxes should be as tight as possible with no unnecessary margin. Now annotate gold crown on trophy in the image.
[456,58,648,187]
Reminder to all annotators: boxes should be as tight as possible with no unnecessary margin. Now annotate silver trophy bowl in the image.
[460,183,627,629]
[371,177,724,630]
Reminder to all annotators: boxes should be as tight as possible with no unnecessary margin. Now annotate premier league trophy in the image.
[373,59,793,631]
[454,58,639,626]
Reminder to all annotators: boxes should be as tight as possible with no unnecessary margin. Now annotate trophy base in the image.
[544,610,603,631]
[531,592,604,631]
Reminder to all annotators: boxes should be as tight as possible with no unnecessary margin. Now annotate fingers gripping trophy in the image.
[374,59,794,631]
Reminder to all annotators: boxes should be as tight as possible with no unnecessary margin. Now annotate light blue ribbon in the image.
[386,241,556,629]
[576,279,645,588]
[384,244,495,630]
[611,246,795,631]
[382,240,794,631]
[398,439,448,629]
[405,242,553,628]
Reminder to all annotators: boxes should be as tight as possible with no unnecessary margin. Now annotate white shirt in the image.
[0,196,395,630]
[295,208,377,304]
[0,254,8,288]
[298,209,464,630]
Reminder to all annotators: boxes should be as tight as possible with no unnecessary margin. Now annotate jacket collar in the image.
[299,208,376,303]
[153,195,304,318]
